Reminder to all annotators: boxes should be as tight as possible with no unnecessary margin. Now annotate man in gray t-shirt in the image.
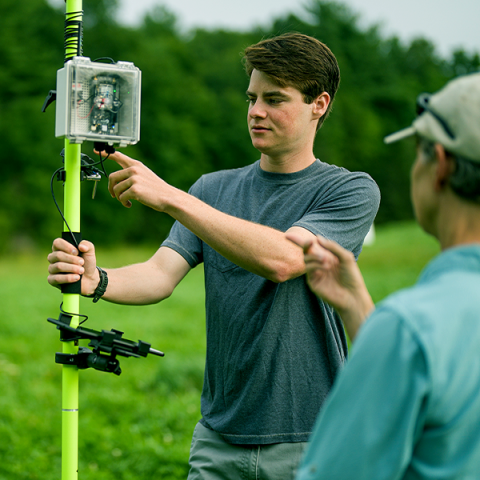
[48,33,380,479]
[163,160,379,445]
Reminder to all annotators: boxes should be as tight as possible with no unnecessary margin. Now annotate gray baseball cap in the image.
[384,72,480,163]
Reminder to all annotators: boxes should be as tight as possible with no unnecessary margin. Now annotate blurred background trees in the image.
[1,0,478,252]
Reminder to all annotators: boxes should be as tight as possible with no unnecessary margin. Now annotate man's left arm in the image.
[297,308,430,480]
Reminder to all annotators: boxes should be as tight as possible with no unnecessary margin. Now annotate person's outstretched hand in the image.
[105,151,174,211]
[286,233,374,341]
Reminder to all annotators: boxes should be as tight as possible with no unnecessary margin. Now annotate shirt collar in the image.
[418,244,480,285]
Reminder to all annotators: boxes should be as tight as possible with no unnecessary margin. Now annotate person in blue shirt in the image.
[287,72,480,479]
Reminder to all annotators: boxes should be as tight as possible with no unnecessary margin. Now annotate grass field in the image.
[0,221,439,480]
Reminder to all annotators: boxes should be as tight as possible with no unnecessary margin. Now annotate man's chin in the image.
[251,141,274,155]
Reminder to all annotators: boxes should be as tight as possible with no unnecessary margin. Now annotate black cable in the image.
[60,302,89,326]
[97,151,110,177]
[50,153,109,250]
[50,167,78,249]
[93,57,115,64]
[76,92,95,112]
[80,152,109,178]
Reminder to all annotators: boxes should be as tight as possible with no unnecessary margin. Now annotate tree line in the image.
[0,0,478,252]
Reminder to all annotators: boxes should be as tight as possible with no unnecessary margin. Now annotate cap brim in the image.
[384,126,416,144]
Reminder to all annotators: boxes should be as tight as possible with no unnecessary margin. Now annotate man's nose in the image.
[249,101,267,118]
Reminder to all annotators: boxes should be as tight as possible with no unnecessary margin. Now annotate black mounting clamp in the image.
[48,313,164,376]
[42,89,57,112]
[56,347,123,375]
[56,149,106,200]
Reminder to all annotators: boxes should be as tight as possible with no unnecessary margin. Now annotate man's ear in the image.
[434,143,456,191]
[312,92,330,119]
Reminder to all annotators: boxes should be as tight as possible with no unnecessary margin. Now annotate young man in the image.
[288,73,480,479]
[48,33,380,479]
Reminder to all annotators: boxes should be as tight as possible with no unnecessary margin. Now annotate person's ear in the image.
[312,92,330,118]
[434,143,455,191]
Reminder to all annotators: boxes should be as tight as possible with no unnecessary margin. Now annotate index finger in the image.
[52,237,79,255]
[316,236,355,264]
[96,150,137,169]
[285,232,314,253]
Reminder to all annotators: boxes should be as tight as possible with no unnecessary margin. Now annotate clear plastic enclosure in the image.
[56,57,141,147]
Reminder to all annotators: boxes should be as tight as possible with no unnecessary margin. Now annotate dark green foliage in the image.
[0,0,478,252]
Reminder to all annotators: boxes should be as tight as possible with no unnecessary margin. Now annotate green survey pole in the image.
[61,2,83,479]
[61,142,81,480]
[45,4,143,477]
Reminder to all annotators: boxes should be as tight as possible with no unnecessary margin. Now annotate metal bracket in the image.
[48,314,164,376]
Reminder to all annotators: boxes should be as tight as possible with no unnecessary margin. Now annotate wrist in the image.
[336,287,374,342]
[83,266,108,303]
[83,267,100,296]
[161,186,190,216]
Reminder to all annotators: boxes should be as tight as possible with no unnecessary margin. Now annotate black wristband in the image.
[84,266,108,303]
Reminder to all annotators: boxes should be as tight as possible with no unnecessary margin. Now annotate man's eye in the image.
[247,98,256,104]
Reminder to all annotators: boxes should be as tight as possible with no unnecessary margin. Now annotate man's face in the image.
[246,69,322,161]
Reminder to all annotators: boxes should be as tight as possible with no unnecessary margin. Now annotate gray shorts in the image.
[187,422,308,480]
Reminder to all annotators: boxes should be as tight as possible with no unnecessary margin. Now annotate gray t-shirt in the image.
[162,159,380,445]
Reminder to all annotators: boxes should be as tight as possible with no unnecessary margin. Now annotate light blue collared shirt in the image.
[298,245,480,480]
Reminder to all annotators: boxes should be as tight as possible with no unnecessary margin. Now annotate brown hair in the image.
[243,33,340,128]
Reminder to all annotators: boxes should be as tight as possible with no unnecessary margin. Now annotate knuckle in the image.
[345,251,355,264]
[52,238,63,250]
[81,239,94,251]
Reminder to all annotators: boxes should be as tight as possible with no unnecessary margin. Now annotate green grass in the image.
[0,221,440,479]
[358,221,440,303]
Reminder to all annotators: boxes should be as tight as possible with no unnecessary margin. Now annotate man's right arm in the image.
[47,238,192,305]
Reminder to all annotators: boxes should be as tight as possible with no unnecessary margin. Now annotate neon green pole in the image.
[62,2,82,479]
[61,142,81,480]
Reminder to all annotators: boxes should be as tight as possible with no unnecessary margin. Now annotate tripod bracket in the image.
[56,347,122,375]
[48,314,164,376]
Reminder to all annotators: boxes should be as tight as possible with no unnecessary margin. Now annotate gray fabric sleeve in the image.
[294,173,380,258]
[161,178,205,268]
